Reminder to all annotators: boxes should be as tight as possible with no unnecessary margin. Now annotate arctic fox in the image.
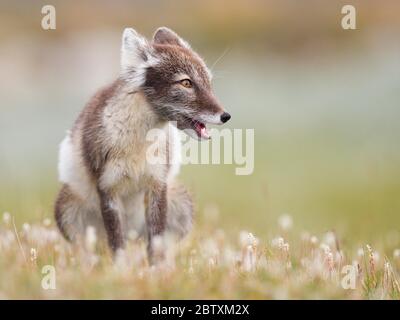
[55,27,231,263]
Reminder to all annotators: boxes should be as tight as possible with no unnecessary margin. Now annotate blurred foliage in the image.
[0,0,400,54]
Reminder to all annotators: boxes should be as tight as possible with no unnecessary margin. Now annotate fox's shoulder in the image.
[72,78,124,136]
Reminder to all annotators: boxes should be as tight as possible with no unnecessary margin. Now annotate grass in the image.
[1,133,400,299]
[1,13,399,299]
[0,209,400,299]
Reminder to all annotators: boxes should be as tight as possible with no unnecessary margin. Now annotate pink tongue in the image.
[196,122,209,139]
[200,126,209,139]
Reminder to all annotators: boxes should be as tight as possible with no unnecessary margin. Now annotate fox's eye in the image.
[180,79,192,88]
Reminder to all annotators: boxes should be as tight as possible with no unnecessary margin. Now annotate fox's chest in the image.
[100,145,168,194]
[99,94,181,194]
[100,126,181,195]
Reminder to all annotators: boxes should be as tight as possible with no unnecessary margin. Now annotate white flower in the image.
[239,231,259,248]
[271,237,285,249]
[335,251,343,264]
[393,249,400,259]
[323,231,336,247]
[128,230,138,241]
[22,223,31,233]
[248,232,259,247]
[202,238,219,257]
[373,251,380,264]
[278,214,293,231]
[2,212,11,225]
[310,236,318,245]
[239,231,249,247]
[43,218,51,227]
[0,230,15,249]
[242,245,256,272]
[85,226,97,252]
[282,242,290,253]
[152,235,165,254]
[208,257,216,268]
[320,243,330,254]
[30,248,37,262]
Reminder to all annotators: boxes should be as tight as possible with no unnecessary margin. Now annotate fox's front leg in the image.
[98,188,125,254]
[145,183,167,265]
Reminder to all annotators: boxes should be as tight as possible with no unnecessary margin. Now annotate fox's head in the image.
[120,27,231,140]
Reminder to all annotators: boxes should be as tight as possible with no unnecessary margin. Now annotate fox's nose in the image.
[220,112,231,123]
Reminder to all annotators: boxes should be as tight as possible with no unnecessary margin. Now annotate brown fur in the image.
[54,184,74,241]
[143,44,224,127]
[55,27,228,264]
[75,79,124,179]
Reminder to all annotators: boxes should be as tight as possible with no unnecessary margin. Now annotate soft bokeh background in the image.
[1,0,399,248]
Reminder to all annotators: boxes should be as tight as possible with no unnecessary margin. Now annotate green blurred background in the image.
[0,0,399,244]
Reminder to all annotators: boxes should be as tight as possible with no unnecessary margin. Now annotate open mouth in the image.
[184,117,210,139]
[191,119,209,139]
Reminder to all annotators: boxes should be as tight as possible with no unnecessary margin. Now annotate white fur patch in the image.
[58,131,98,204]
[120,28,148,71]
[58,132,74,184]
[120,28,159,90]
[199,113,223,125]
[168,124,182,180]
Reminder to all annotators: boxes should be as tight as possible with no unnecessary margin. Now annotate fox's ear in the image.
[121,28,150,71]
[153,27,191,49]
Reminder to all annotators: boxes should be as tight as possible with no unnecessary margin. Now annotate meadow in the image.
[1,118,400,299]
[1,209,399,299]
[1,1,400,298]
